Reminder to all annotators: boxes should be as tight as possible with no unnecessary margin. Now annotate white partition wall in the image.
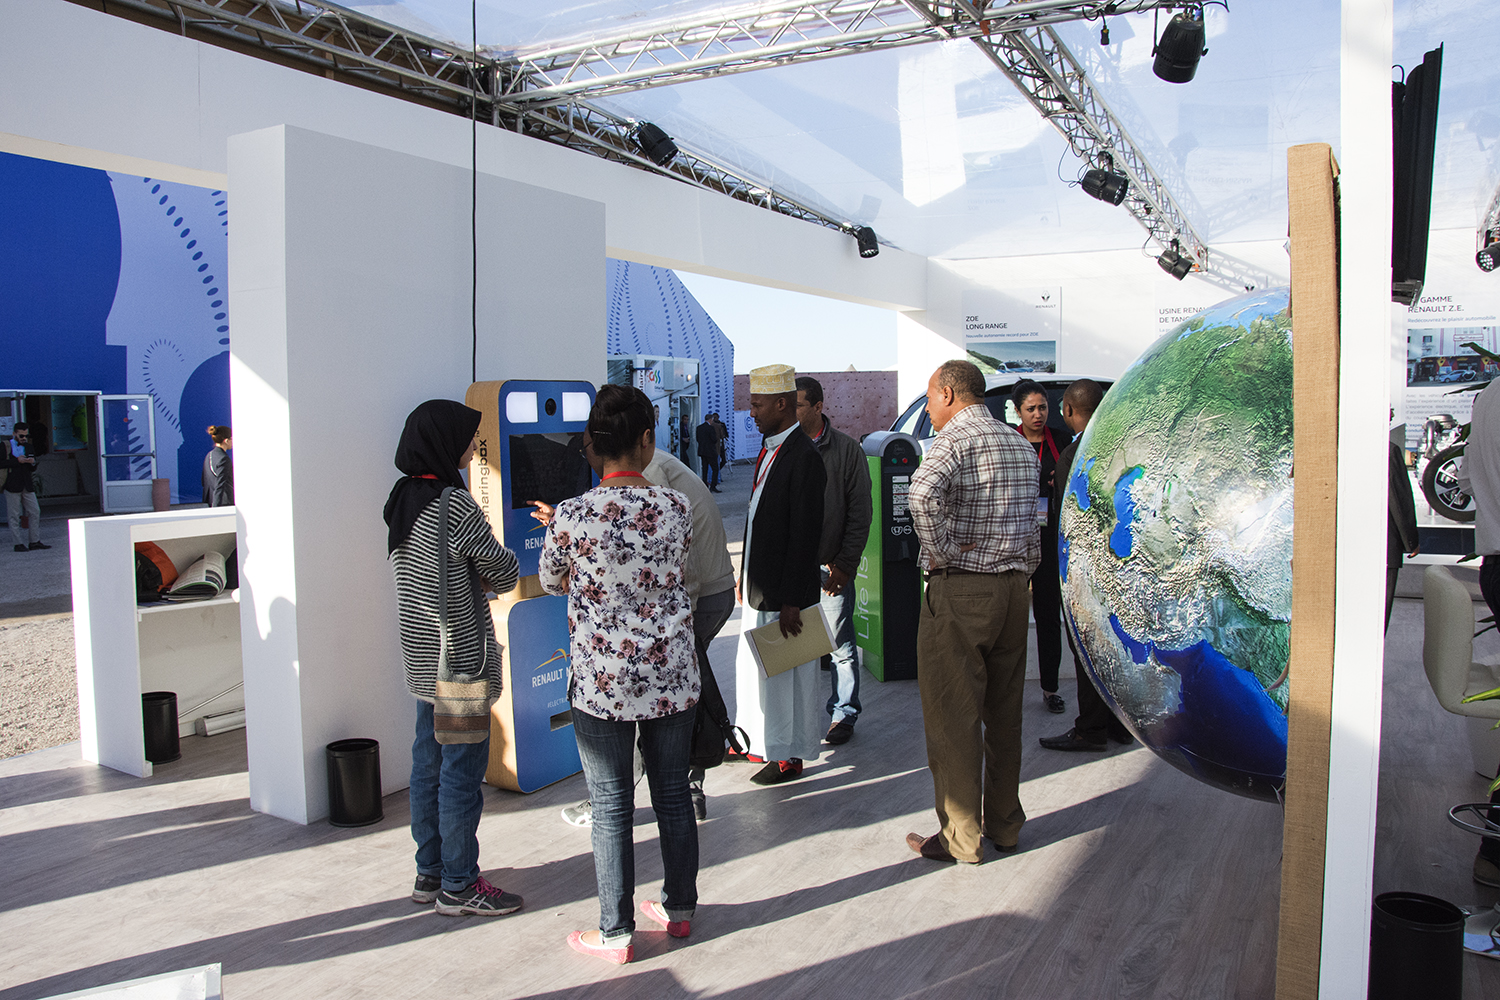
[229,125,606,824]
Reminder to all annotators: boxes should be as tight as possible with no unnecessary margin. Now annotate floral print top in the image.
[538,485,699,721]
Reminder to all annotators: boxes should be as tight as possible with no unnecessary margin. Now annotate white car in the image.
[889,372,1115,448]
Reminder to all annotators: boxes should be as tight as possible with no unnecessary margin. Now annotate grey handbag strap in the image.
[435,487,485,679]
[437,488,453,676]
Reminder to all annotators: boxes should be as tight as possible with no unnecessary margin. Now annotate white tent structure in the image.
[2,1,1497,997]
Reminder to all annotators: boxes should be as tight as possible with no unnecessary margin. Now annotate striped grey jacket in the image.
[390,488,519,704]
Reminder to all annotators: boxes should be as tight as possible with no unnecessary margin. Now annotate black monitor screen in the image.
[508,432,593,509]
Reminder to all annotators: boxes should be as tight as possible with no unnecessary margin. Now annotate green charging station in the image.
[853,431,923,681]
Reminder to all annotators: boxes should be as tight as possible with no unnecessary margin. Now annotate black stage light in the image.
[630,122,678,166]
[1478,240,1500,272]
[1153,10,1207,83]
[855,226,880,258]
[1157,242,1194,280]
[1082,167,1129,205]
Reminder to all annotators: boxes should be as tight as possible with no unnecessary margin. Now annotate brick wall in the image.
[733,369,899,443]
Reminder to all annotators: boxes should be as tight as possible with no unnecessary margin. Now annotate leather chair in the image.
[1422,565,1500,778]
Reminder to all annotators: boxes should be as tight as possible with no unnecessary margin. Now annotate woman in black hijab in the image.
[385,399,522,918]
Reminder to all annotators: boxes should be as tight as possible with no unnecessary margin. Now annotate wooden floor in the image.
[8,594,1491,998]
[1375,597,1500,998]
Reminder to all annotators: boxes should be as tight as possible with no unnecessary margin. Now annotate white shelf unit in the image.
[71,508,243,777]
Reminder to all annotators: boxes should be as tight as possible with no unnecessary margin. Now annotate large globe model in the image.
[1059,287,1291,802]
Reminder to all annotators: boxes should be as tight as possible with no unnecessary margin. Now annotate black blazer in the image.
[743,427,826,612]
[203,447,234,507]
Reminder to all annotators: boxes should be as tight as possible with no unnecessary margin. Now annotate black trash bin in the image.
[326,738,383,827]
[1369,891,1464,1000]
[142,691,181,764]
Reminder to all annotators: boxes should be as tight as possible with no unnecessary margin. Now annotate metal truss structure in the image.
[494,0,1172,106]
[90,0,1262,287]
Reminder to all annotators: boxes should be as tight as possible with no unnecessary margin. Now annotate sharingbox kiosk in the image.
[852,431,923,681]
[465,379,594,792]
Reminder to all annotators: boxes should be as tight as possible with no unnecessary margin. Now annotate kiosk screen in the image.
[507,432,592,508]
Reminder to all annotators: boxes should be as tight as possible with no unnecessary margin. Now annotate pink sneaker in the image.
[641,899,690,938]
[567,930,633,965]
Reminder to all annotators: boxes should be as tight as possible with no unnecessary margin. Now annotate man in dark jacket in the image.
[4,423,48,552]
[795,377,873,745]
[1038,380,1133,752]
[695,415,722,492]
[734,364,826,785]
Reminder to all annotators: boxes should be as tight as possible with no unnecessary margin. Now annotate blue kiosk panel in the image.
[492,379,596,578]
[498,593,581,793]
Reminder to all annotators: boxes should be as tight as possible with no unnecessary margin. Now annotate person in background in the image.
[696,413,722,492]
[794,376,873,745]
[384,400,522,918]
[3,422,48,552]
[1458,379,1500,889]
[713,412,730,481]
[1039,379,1134,752]
[1386,428,1419,633]
[203,425,234,507]
[1011,380,1072,715]
[553,441,737,826]
[537,384,700,965]
[906,360,1039,864]
[734,364,827,785]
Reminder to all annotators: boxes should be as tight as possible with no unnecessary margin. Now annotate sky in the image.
[674,270,897,375]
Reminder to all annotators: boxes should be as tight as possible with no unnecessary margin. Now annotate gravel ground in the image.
[0,616,78,759]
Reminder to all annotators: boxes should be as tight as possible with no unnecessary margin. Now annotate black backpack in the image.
[690,640,748,769]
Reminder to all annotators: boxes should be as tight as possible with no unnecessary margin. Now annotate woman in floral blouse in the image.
[536,384,699,965]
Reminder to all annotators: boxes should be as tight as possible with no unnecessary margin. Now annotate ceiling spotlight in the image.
[1478,240,1500,272]
[1153,9,1207,84]
[854,226,880,258]
[629,122,678,166]
[1082,167,1129,205]
[1157,241,1194,280]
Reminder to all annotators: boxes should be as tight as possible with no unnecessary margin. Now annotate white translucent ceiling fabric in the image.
[342,1,1497,261]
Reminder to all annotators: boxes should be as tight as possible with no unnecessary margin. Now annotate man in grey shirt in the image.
[795,377,873,745]
[1459,378,1500,888]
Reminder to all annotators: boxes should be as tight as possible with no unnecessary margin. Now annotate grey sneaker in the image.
[412,874,441,904]
[561,800,593,827]
[434,876,523,916]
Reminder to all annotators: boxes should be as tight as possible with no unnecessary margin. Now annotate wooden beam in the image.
[1276,142,1342,1000]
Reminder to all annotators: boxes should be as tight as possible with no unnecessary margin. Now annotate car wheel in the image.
[1421,445,1476,523]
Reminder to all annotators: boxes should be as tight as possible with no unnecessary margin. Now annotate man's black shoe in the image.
[1038,728,1107,752]
[824,721,854,745]
[28,541,51,550]
[13,544,27,553]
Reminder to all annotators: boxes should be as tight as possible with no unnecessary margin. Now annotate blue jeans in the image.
[573,706,699,945]
[821,568,861,725]
[409,700,490,892]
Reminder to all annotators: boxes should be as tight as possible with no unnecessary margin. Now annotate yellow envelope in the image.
[745,605,836,678]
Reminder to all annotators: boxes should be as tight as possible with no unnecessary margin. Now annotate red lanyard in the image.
[1016,426,1059,462]
[753,444,782,490]
[600,471,645,483]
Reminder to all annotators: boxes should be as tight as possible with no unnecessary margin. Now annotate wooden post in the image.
[1275,142,1343,1000]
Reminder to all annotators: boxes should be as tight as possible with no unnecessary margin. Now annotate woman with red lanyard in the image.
[1012,380,1073,715]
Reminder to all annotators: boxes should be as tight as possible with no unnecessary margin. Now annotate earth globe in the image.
[1058,286,1291,802]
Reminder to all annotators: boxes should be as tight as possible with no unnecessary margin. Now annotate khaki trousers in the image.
[916,569,1031,862]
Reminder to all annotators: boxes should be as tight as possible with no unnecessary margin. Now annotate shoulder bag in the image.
[432,487,493,745]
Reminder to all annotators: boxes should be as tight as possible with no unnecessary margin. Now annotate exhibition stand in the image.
[465,378,594,791]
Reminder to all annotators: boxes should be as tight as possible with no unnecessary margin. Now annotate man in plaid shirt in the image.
[905,360,1040,864]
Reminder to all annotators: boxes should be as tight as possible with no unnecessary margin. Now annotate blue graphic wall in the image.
[0,150,230,503]
[605,259,733,432]
[1,156,727,506]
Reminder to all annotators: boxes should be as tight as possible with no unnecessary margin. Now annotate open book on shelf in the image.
[163,551,228,602]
